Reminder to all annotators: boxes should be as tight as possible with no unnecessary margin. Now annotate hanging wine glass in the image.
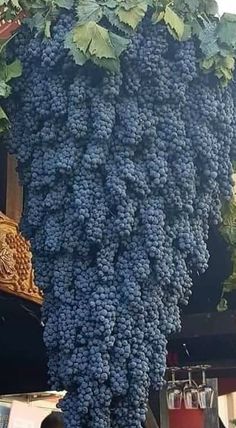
[183,367,199,409]
[166,367,182,410]
[198,365,214,409]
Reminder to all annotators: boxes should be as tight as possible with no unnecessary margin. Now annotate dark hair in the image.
[40,412,64,428]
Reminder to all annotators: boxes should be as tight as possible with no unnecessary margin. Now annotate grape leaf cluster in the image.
[5,11,236,428]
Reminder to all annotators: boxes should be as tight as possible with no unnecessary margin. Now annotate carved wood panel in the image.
[0,211,42,304]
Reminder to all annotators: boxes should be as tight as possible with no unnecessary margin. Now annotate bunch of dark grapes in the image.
[5,10,236,428]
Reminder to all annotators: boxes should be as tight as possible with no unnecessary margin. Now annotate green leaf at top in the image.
[152,11,165,24]
[25,12,46,34]
[89,23,116,58]
[54,0,74,9]
[101,0,117,8]
[116,3,147,29]
[223,55,235,70]
[183,0,199,13]
[109,31,129,56]
[5,59,22,82]
[92,56,120,72]
[119,0,148,11]
[64,31,88,65]
[198,21,219,57]
[201,56,215,70]
[76,0,103,24]
[73,22,116,59]
[181,23,192,41]
[11,0,21,8]
[220,13,236,22]
[73,22,93,54]
[164,6,185,40]
[104,7,133,35]
[218,14,236,48]
[204,0,218,16]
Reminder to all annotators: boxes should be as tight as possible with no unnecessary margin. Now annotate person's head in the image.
[40,412,64,428]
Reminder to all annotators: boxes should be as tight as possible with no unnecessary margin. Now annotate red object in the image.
[167,352,179,367]
[218,377,236,396]
[0,11,25,40]
[169,408,204,428]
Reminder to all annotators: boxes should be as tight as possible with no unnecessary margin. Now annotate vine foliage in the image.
[2,0,236,82]
[0,4,22,132]
[218,169,236,312]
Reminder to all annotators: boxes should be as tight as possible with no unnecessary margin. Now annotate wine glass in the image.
[198,365,214,409]
[183,367,199,409]
[166,367,182,410]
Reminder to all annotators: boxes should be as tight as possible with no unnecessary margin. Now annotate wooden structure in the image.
[0,212,42,304]
[0,151,42,304]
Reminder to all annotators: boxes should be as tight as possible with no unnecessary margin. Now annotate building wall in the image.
[219,393,236,428]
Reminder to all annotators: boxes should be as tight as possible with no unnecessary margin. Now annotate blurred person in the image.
[40,411,64,428]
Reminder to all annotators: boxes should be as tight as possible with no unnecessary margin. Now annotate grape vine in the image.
[2,0,236,83]
[5,7,236,428]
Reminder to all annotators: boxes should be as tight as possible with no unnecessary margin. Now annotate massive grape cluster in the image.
[5,10,236,428]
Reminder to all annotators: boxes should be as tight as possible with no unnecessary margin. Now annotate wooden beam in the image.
[6,155,23,223]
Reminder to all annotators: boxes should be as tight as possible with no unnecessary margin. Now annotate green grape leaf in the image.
[223,55,235,70]
[104,7,133,35]
[73,22,116,59]
[116,3,147,29]
[192,18,204,37]
[5,59,22,82]
[223,273,236,293]
[54,0,74,9]
[0,106,9,133]
[218,13,236,48]
[181,23,192,41]
[219,65,233,81]
[89,25,116,58]
[221,226,236,246]
[183,0,199,13]
[220,12,236,22]
[76,0,103,24]
[102,0,117,8]
[164,6,185,40]
[73,22,93,54]
[198,21,219,57]
[119,0,149,11]
[201,56,215,70]
[0,81,11,98]
[109,31,129,56]
[64,31,88,65]
[11,0,21,8]
[25,12,46,34]
[152,11,165,24]
[204,0,218,15]
[92,56,120,72]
